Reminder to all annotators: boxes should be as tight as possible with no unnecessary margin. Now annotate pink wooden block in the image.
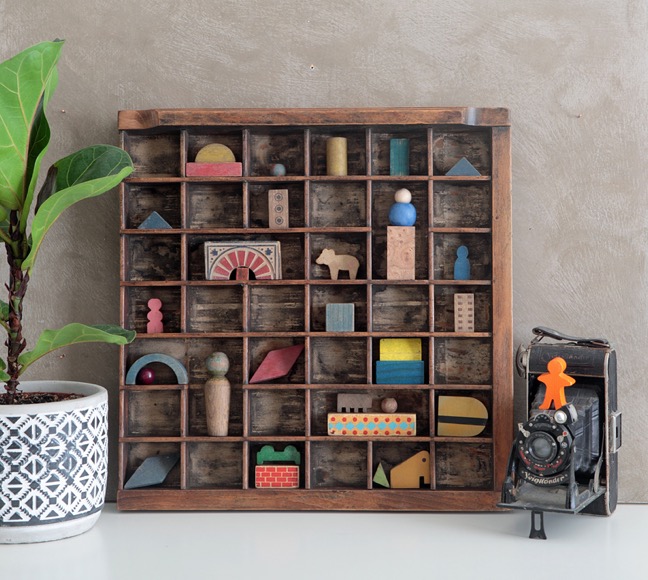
[249,344,304,384]
[185,162,243,176]
[147,298,163,334]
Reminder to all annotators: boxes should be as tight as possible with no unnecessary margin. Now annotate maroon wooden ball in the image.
[137,367,155,385]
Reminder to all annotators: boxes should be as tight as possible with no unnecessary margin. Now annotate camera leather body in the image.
[501,327,621,518]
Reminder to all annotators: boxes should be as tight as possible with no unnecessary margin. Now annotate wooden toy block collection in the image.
[118,107,512,512]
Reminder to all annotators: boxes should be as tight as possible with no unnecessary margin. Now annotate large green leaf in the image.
[22,145,133,271]
[20,90,56,233]
[0,41,63,211]
[18,323,136,375]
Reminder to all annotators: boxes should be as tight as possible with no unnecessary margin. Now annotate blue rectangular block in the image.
[390,138,410,176]
[375,360,424,384]
[326,303,355,332]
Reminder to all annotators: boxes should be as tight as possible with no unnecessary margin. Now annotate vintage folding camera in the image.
[499,327,622,538]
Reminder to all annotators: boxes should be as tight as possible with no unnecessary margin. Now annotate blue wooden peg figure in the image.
[454,245,470,280]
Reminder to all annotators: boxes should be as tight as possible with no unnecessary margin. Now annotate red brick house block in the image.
[255,465,299,488]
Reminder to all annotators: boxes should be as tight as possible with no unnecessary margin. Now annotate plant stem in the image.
[4,211,28,402]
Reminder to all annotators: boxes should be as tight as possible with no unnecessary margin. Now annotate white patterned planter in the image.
[0,381,108,543]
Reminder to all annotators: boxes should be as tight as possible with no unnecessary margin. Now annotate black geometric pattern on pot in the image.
[0,402,107,526]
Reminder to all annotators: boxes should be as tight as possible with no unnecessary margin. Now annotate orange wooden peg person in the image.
[538,356,575,410]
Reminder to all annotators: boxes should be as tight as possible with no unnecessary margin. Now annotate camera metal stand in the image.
[530,510,546,540]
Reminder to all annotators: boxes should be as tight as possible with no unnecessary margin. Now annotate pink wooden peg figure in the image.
[147,298,164,334]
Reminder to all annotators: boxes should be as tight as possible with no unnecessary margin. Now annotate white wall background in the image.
[1,0,646,502]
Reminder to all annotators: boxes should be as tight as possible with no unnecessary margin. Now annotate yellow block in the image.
[195,143,236,163]
[379,338,422,361]
[437,396,488,437]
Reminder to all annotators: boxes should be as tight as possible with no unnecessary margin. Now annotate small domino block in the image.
[387,226,415,280]
[375,360,424,384]
[379,338,422,361]
[454,293,475,332]
[268,189,289,229]
[327,413,416,436]
[185,162,242,176]
[326,303,354,332]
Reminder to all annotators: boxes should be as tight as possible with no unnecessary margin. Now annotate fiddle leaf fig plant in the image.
[0,40,135,403]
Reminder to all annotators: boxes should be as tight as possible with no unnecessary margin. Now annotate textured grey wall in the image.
[1,0,646,502]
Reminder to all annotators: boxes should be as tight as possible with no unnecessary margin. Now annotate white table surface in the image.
[2,503,646,579]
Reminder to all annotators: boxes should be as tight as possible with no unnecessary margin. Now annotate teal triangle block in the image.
[446,157,481,176]
[138,211,172,229]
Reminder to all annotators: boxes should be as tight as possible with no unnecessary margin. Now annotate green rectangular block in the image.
[326,303,355,332]
[375,360,424,384]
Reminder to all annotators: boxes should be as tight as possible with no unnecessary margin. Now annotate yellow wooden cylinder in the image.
[326,137,348,176]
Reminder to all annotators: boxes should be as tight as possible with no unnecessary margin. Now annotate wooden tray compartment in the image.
[249,390,306,436]
[309,129,366,176]
[310,284,367,332]
[370,128,429,176]
[186,129,243,168]
[432,182,492,229]
[310,337,367,384]
[118,107,512,511]
[187,286,243,332]
[124,132,181,177]
[124,442,182,489]
[125,235,182,282]
[310,441,368,489]
[187,183,244,229]
[249,286,305,332]
[433,285,492,333]
[249,182,306,228]
[124,182,182,229]
[187,442,243,489]
[371,285,430,332]
[431,129,492,176]
[310,181,367,227]
[435,443,493,489]
[248,129,305,176]
[125,285,182,334]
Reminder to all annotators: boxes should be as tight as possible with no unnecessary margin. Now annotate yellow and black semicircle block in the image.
[437,395,488,437]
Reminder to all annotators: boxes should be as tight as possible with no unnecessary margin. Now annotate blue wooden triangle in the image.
[446,157,481,176]
[138,211,172,229]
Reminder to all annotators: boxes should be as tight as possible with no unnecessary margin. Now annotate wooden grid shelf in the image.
[118,107,512,511]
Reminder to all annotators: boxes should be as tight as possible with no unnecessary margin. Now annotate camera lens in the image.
[527,432,557,463]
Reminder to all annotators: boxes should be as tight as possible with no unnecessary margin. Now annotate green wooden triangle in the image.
[373,462,390,488]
